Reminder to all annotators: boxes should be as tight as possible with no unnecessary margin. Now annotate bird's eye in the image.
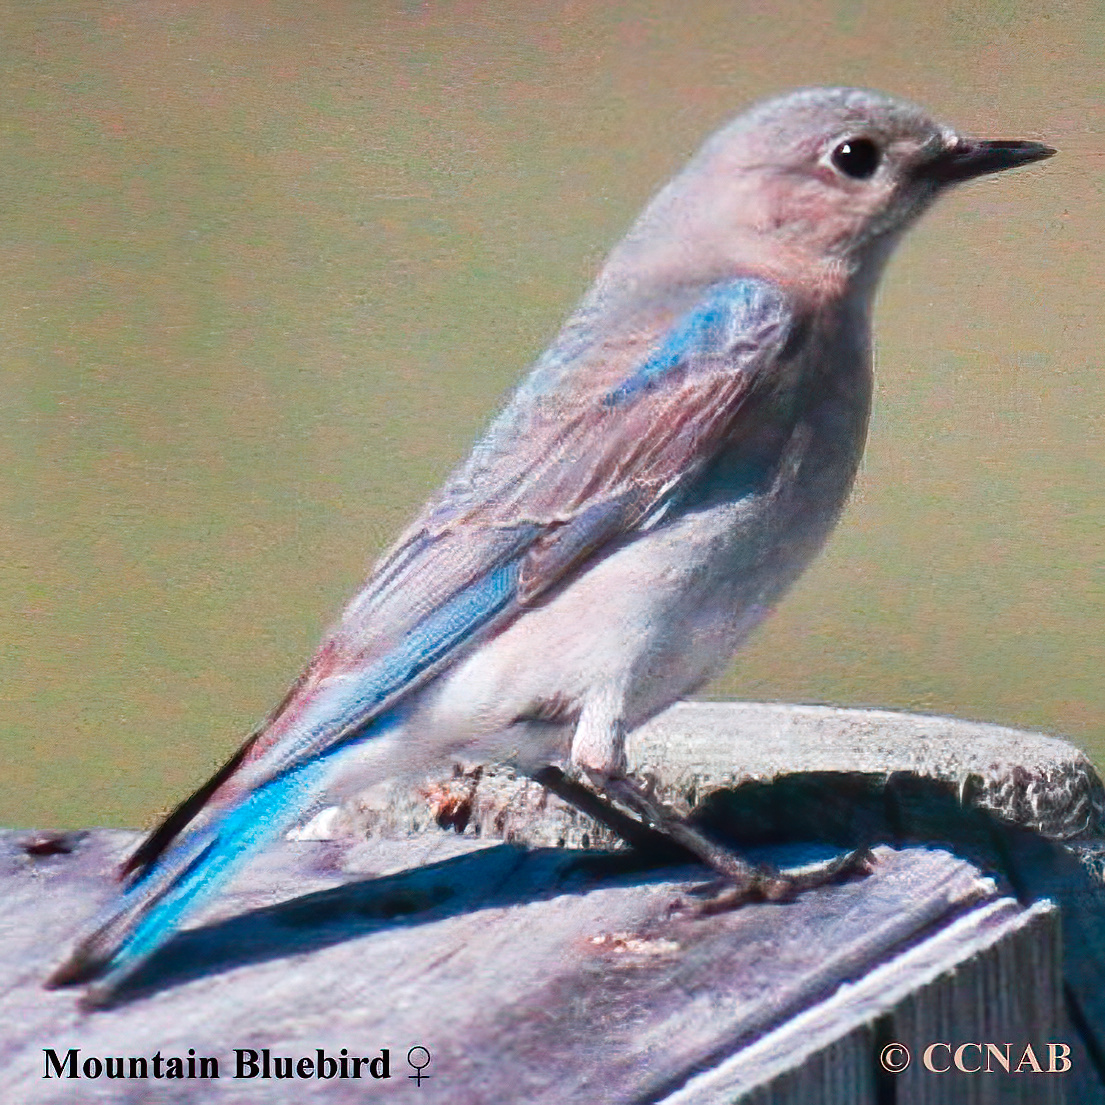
[830,137,881,179]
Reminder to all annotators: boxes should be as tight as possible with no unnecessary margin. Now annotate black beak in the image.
[919,138,1055,185]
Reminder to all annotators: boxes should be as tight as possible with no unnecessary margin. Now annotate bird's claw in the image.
[676,844,876,916]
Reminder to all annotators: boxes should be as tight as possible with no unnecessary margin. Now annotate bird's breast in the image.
[674,302,873,593]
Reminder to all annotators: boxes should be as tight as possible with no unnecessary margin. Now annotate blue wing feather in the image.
[262,556,525,776]
[605,279,788,405]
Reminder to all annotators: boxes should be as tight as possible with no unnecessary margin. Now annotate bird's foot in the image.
[679,844,876,915]
[586,773,875,912]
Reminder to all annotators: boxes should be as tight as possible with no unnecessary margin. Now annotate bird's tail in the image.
[46,753,335,1004]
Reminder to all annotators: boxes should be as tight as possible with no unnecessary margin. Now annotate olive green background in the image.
[2,1,1101,829]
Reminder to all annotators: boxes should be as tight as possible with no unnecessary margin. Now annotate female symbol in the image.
[407,1046,432,1085]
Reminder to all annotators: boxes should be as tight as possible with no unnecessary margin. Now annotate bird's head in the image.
[602,87,1053,305]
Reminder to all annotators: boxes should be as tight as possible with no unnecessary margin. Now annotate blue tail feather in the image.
[51,557,524,1000]
[96,756,334,993]
[52,744,358,1000]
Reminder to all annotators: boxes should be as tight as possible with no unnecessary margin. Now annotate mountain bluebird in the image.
[48,87,1052,1001]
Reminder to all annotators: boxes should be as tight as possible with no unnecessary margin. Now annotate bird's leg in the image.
[556,696,873,909]
[529,764,688,860]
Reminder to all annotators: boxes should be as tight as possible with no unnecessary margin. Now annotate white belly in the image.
[407,487,816,758]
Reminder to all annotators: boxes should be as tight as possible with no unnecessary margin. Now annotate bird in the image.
[47,87,1053,1003]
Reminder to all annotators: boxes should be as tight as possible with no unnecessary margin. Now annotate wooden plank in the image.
[5,703,1104,1102]
[4,831,996,1104]
[660,899,1063,1105]
[335,702,1105,1080]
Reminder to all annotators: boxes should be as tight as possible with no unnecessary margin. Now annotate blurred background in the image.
[2,0,1101,829]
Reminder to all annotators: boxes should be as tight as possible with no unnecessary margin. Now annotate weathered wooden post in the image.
[4,703,1104,1103]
